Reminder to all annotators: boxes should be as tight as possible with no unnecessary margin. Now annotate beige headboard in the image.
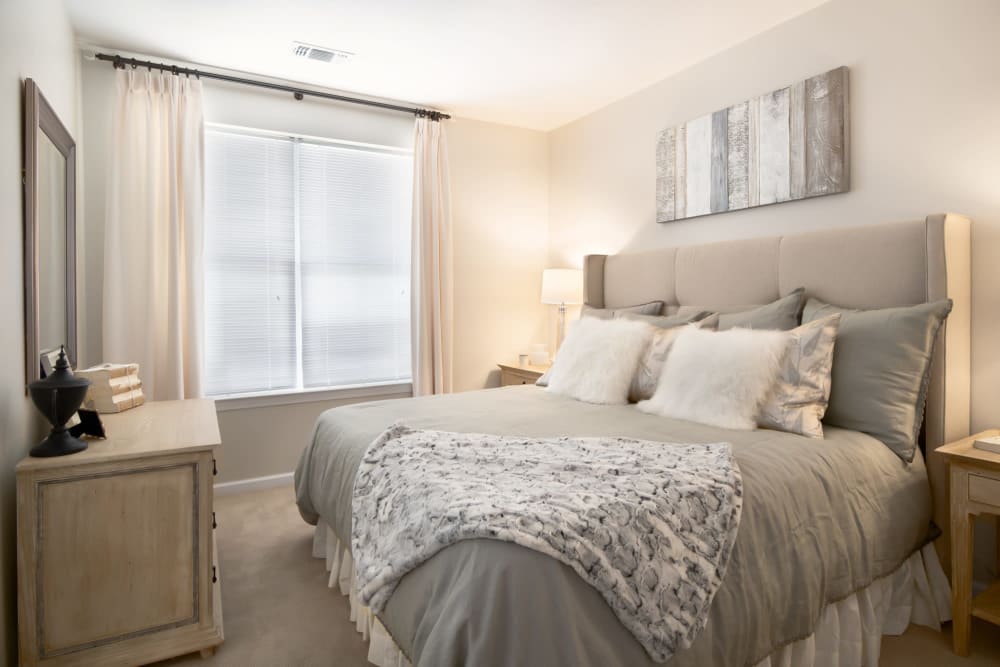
[583,213,971,551]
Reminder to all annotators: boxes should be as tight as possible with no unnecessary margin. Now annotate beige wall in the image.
[214,390,410,484]
[0,0,80,662]
[548,0,1000,433]
[448,117,550,391]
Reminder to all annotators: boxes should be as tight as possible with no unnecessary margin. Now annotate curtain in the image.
[410,117,453,396]
[103,68,205,400]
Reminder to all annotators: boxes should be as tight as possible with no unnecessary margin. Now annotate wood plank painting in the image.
[656,66,849,222]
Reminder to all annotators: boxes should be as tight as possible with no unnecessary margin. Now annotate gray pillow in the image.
[617,310,711,329]
[676,288,806,331]
[581,301,663,320]
[803,297,953,462]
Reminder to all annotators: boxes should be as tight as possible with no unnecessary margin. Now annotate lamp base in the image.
[30,429,88,458]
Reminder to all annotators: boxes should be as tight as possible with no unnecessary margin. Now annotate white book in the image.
[84,388,145,413]
[973,435,1000,455]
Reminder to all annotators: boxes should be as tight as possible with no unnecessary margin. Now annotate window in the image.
[204,126,412,397]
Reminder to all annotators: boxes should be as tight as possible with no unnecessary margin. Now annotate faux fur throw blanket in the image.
[352,424,743,662]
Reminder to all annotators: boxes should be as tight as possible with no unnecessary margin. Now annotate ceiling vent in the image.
[292,42,353,64]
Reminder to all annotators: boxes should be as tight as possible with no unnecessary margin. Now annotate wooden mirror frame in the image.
[24,78,77,386]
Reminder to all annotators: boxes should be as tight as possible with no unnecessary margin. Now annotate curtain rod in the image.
[95,53,450,121]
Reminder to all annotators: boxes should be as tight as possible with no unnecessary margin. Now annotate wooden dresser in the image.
[17,399,224,666]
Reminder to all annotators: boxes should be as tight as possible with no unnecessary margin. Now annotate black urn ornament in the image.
[28,346,91,457]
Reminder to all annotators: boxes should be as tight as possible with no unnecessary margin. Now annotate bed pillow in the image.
[757,314,841,438]
[803,298,953,461]
[637,327,791,430]
[676,287,805,331]
[618,310,712,329]
[536,314,720,389]
[581,301,664,320]
[545,317,654,404]
[628,315,720,402]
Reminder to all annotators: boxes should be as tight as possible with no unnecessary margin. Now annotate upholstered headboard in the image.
[583,213,971,556]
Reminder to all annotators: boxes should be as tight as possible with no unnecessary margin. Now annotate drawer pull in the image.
[213,459,218,476]
[212,512,217,529]
[212,565,217,584]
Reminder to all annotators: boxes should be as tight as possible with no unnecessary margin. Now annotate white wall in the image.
[79,59,550,481]
[0,1,80,662]
[548,0,1000,434]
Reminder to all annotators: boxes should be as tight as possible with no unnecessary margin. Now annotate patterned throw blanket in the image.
[352,424,743,663]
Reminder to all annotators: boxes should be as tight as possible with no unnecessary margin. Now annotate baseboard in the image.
[214,472,294,496]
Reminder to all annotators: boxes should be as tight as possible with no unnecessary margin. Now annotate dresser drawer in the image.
[969,474,1000,507]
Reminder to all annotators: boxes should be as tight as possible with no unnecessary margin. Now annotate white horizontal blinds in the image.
[298,142,413,388]
[204,131,297,395]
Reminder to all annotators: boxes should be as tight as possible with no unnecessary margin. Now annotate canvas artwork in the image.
[656,66,849,222]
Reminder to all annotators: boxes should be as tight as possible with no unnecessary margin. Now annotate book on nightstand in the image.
[973,435,1000,454]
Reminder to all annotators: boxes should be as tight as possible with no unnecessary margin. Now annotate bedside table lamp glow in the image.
[541,268,583,350]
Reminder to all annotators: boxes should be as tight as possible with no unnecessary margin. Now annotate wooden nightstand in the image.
[17,399,224,666]
[498,361,549,386]
[938,429,1000,656]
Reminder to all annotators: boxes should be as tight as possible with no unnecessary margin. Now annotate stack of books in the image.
[75,363,145,413]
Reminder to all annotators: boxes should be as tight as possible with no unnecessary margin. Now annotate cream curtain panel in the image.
[410,117,453,396]
[103,69,205,400]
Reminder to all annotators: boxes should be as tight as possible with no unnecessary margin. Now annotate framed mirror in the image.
[24,78,77,385]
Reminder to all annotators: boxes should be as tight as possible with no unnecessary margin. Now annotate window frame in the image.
[204,123,414,407]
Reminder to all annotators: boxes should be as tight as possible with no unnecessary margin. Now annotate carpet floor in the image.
[155,484,1000,667]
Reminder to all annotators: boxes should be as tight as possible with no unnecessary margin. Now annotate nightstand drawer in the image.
[969,474,1000,507]
[501,373,533,386]
[497,362,548,387]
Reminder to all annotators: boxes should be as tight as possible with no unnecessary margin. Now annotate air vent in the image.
[292,42,353,64]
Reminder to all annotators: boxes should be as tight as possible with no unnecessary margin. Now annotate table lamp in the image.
[541,268,583,350]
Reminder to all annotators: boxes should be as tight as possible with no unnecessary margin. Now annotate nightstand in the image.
[938,429,1000,656]
[498,361,549,386]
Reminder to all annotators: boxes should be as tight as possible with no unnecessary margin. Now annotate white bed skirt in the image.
[312,522,951,667]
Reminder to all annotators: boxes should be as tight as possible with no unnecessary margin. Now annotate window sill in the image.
[213,381,413,412]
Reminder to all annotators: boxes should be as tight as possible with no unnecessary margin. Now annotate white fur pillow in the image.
[637,327,791,430]
[546,317,654,404]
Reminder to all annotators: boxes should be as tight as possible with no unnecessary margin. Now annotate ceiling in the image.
[66,0,829,131]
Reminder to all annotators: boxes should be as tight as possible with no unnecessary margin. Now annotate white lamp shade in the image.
[541,268,583,305]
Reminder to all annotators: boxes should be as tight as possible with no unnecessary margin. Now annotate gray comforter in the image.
[294,385,932,667]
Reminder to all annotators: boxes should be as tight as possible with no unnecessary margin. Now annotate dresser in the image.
[17,399,224,666]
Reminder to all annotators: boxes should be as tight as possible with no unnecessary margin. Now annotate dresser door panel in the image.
[37,463,199,656]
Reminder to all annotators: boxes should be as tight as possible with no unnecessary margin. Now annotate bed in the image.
[295,213,970,666]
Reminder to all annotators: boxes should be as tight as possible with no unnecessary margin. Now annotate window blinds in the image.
[204,128,412,396]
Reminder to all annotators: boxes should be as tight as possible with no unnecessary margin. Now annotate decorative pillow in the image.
[757,314,841,438]
[545,317,654,404]
[676,288,805,331]
[581,301,664,320]
[637,327,791,430]
[628,316,720,402]
[803,298,953,461]
[618,310,712,329]
[537,314,720,390]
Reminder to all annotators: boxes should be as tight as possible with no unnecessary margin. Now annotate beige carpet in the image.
[156,484,1000,667]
